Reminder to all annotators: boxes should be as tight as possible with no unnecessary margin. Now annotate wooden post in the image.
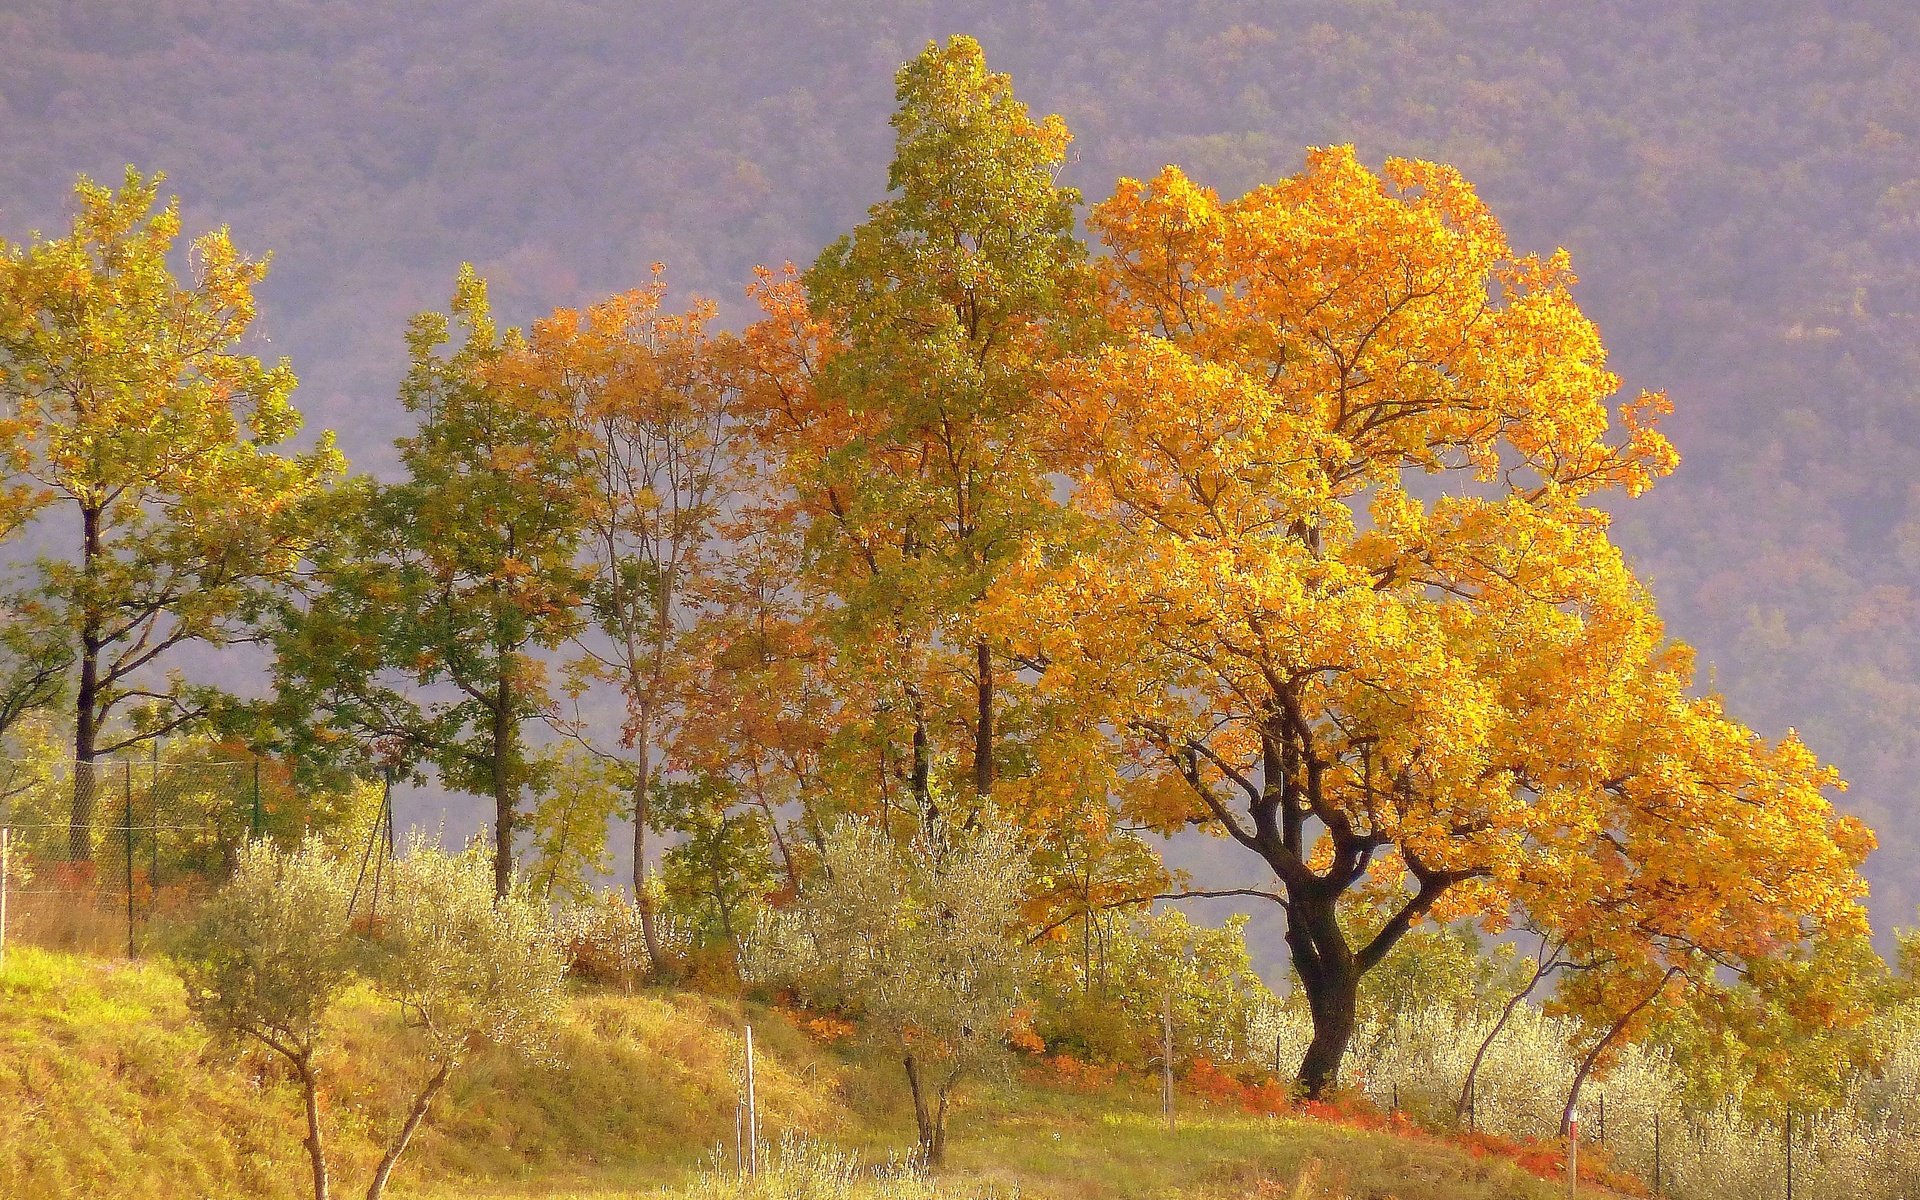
[1567,1107,1579,1199]
[744,1024,758,1175]
[1784,1110,1793,1200]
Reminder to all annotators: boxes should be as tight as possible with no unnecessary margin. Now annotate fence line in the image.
[0,753,267,957]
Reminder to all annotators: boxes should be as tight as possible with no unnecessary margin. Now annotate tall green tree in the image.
[271,267,590,895]
[746,35,1099,837]
[0,168,341,858]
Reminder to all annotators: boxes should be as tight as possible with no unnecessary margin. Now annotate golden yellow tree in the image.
[995,149,1873,1097]
[0,169,341,859]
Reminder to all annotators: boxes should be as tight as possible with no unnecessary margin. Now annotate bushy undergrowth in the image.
[1244,997,1920,1200]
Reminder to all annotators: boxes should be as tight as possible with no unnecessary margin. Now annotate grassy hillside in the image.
[0,947,1578,1200]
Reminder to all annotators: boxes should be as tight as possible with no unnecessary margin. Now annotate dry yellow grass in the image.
[1,947,1573,1200]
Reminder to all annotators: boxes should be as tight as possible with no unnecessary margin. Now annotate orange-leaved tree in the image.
[502,269,745,968]
[994,148,1873,1097]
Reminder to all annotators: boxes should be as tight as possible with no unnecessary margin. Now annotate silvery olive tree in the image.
[361,837,568,1200]
[175,840,359,1200]
[176,838,566,1200]
[753,810,1032,1166]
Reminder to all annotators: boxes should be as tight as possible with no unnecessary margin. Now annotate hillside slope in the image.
[0,947,1577,1200]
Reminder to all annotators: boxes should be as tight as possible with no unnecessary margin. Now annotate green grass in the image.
[0,946,1580,1200]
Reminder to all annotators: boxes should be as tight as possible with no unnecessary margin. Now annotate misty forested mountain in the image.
[4,0,1919,927]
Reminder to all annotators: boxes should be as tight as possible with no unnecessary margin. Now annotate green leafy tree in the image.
[0,168,343,859]
[1033,907,1276,1070]
[0,600,66,744]
[752,35,1098,831]
[271,267,591,895]
[524,743,626,904]
[655,774,778,965]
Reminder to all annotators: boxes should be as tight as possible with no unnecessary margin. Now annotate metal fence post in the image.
[251,757,263,840]
[123,760,135,959]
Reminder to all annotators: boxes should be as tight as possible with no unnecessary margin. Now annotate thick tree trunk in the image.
[973,639,993,798]
[912,717,931,810]
[1295,970,1359,1100]
[68,505,104,862]
[1288,892,1360,1100]
[904,1053,943,1167]
[68,720,97,862]
[933,1079,951,1166]
[711,855,738,954]
[294,1051,331,1200]
[909,695,935,838]
[490,676,516,899]
[365,1059,453,1200]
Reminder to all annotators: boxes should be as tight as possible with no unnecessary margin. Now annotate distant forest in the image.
[4,0,1918,929]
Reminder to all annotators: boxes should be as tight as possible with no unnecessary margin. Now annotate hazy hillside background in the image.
[4,0,1918,938]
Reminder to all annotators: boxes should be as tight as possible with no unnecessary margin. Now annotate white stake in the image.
[745,1023,759,1175]
[0,825,10,971]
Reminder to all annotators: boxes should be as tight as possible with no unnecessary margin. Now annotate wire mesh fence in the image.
[0,754,266,956]
[1314,1013,1915,1200]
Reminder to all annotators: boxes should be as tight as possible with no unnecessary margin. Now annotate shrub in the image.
[749,812,1031,1166]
